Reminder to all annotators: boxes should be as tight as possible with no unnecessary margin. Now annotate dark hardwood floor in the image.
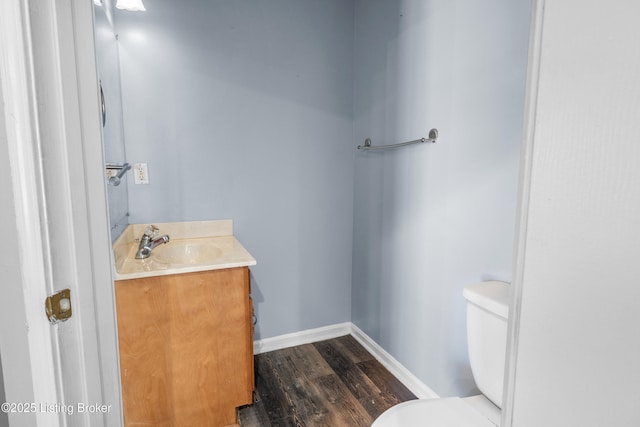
[238,335,417,426]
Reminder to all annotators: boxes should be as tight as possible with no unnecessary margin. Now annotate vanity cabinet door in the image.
[115,267,254,426]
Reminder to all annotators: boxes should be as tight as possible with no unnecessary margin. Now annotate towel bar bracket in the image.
[106,162,131,186]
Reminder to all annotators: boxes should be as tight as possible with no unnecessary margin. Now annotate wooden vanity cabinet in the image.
[115,267,254,427]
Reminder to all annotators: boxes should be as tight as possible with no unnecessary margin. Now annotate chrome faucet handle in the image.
[143,225,160,238]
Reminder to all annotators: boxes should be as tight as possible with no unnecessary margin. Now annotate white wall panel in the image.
[509,1,640,425]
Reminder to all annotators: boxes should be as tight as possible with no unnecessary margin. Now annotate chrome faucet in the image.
[135,225,170,259]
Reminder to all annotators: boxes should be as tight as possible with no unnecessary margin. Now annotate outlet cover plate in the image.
[134,163,149,185]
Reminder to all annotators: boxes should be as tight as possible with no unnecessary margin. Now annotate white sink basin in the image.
[112,223,256,280]
[152,240,223,265]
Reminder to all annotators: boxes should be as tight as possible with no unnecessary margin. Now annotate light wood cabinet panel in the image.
[115,267,254,426]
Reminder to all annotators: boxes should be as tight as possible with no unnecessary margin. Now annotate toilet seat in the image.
[372,397,498,427]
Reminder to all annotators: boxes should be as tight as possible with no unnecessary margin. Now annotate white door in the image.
[502,0,640,426]
[0,0,122,426]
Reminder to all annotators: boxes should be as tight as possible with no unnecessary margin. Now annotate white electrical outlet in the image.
[134,163,149,185]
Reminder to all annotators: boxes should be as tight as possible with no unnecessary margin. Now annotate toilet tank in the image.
[463,281,510,408]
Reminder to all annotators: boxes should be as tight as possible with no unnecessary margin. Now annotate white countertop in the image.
[113,220,256,281]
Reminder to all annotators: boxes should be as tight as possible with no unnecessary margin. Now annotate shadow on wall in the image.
[249,270,265,339]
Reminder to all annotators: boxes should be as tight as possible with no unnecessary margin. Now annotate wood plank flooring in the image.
[237,335,417,426]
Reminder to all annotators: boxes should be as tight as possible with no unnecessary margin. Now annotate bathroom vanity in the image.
[112,220,256,426]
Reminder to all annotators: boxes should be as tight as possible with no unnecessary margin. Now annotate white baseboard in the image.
[349,323,439,400]
[253,322,439,400]
[254,322,352,354]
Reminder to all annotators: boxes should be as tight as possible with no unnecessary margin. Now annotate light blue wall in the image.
[112,0,530,395]
[352,0,531,397]
[94,0,129,240]
[115,0,355,339]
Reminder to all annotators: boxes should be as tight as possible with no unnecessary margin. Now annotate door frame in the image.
[0,0,60,423]
[501,0,543,425]
[0,0,122,425]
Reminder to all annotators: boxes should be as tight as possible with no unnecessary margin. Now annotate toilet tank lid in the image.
[463,281,510,319]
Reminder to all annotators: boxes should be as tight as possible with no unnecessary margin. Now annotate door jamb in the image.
[0,0,122,425]
[500,0,545,425]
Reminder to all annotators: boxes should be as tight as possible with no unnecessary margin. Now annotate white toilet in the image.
[372,281,510,427]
